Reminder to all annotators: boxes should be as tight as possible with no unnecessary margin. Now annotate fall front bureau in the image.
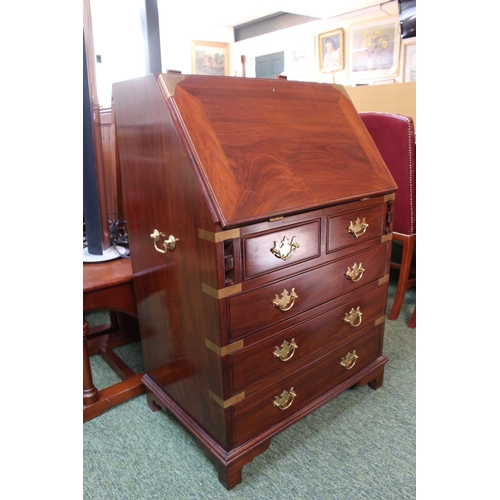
[112,73,397,489]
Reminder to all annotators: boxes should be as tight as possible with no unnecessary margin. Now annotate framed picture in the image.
[349,17,400,81]
[403,42,416,82]
[318,29,344,72]
[191,41,230,76]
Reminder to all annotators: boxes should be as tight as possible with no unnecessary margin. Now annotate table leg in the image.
[83,320,98,405]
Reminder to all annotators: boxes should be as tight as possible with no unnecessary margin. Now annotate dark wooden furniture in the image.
[83,257,144,422]
[359,112,416,327]
[112,74,397,489]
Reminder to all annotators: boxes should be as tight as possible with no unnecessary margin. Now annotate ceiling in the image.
[177,0,393,27]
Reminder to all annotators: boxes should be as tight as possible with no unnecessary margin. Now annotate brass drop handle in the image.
[273,387,296,410]
[150,229,179,254]
[273,338,298,362]
[343,307,363,327]
[345,262,365,283]
[271,235,300,261]
[272,288,298,312]
[340,350,358,371]
[347,217,369,238]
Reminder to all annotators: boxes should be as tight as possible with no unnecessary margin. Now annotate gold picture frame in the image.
[191,40,230,76]
[318,29,344,72]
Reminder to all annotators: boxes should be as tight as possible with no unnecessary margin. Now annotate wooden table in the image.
[83,257,144,422]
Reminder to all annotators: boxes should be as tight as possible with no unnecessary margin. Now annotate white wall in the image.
[157,0,414,87]
[91,0,415,107]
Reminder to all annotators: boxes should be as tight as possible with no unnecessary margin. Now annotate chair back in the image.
[359,112,416,236]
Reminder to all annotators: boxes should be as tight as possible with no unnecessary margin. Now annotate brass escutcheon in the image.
[340,350,358,371]
[343,307,363,327]
[150,229,178,254]
[271,236,300,261]
[347,217,369,238]
[273,387,296,410]
[345,262,365,282]
[273,338,298,362]
[272,288,298,312]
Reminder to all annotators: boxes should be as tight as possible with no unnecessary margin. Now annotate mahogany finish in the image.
[83,257,144,422]
[112,74,397,489]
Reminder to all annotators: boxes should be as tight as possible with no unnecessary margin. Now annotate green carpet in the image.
[84,281,415,499]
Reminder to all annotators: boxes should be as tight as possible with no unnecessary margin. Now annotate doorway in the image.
[255,52,284,78]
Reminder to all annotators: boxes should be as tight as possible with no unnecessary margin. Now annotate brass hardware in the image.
[273,338,298,362]
[272,288,298,312]
[345,262,365,283]
[150,229,178,254]
[343,307,363,327]
[209,390,245,408]
[198,228,240,243]
[347,217,369,238]
[201,282,242,299]
[271,236,300,261]
[340,350,358,370]
[273,387,296,410]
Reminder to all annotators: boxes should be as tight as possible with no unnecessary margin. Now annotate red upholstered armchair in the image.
[359,112,416,326]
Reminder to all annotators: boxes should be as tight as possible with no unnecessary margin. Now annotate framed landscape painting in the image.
[191,41,230,76]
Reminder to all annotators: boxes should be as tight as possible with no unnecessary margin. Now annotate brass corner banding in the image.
[381,233,393,243]
[198,228,240,243]
[375,315,386,327]
[202,282,242,299]
[205,338,244,356]
[378,274,390,285]
[209,390,245,408]
[158,73,186,97]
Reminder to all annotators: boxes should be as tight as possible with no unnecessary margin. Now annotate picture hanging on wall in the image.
[287,36,316,81]
[403,41,416,82]
[318,29,344,72]
[191,41,230,76]
[349,17,400,81]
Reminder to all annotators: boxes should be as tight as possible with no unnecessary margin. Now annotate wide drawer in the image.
[242,219,321,279]
[229,284,386,394]
[327,204,384,253]
[228,241,389,341]
[232,326,382,447]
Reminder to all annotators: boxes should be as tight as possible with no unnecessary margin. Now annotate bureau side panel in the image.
[113,74,229,448]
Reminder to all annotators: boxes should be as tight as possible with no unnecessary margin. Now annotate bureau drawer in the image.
[230,285,386,394]
[228,242,389,341]
[327,204,384,253]
[232,326,382,447]
[242,219,321,279]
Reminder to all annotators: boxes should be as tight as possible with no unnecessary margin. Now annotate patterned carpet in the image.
[83,281,415,499]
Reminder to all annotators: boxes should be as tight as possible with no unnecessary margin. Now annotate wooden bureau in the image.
[112,74,397,489]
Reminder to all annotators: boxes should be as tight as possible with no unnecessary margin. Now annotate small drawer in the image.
[228,242,389,341]
[229,285,386,394]
[232,326,382,447]
[327,204,384,253]
[242,219,321,279]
